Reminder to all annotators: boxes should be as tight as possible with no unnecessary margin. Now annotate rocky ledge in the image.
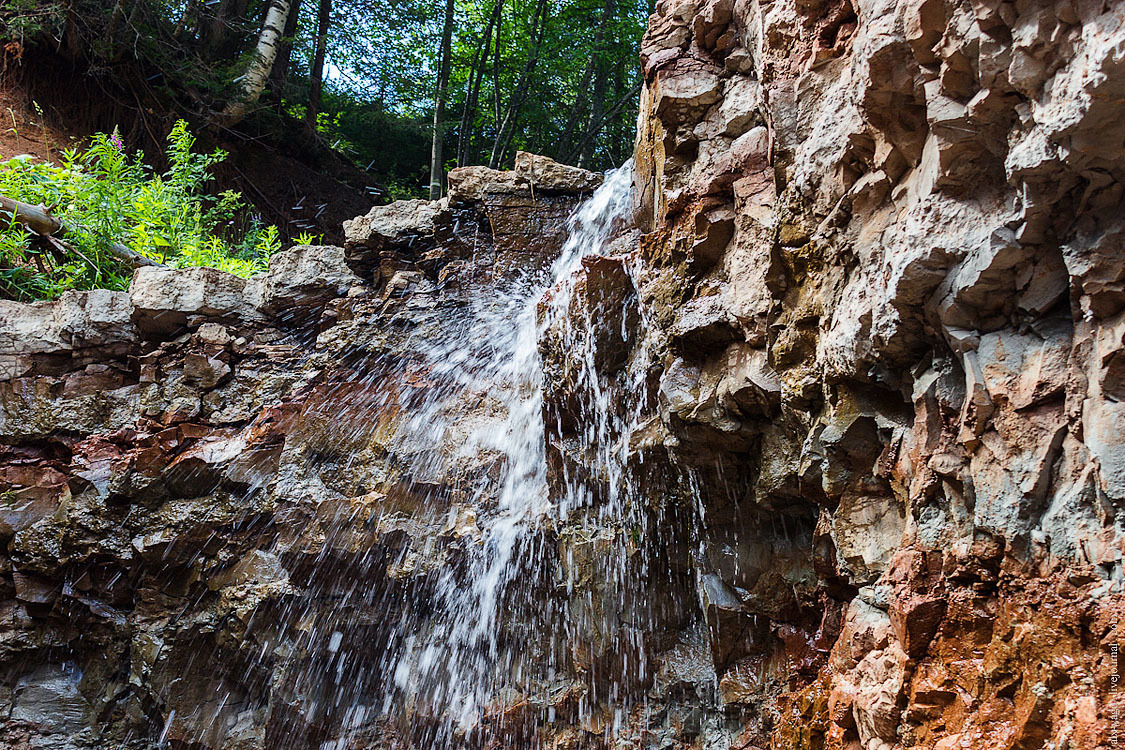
[0,155,602,749]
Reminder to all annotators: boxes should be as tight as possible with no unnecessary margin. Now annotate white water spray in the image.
[378,164,639,736]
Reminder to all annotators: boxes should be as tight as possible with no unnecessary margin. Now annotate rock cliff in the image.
[608,0,1124,747]
[0,2,1124,748]
[0,155,608,749]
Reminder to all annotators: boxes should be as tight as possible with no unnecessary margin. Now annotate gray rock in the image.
[130,266,260,334]
[255,244,361,317]
[342,197,444,254]
[513,152,603,194]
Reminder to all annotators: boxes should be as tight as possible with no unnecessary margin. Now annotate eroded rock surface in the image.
[0,161,607,749]
[550,0,1123,747]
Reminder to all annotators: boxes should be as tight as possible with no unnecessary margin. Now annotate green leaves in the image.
[290,0,647,186]
[0,120,281,300]
[0,0,646,216]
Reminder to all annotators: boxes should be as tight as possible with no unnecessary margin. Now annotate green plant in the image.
[293,231,324,246]
[0,0,64,43]
[0,120,282,300]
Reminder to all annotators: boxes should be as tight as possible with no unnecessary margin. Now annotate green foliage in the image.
[0,120,280,300]
[314,0,648,171]
[0,0,62,42]
[293,230,323,245]
[0,0,646,198]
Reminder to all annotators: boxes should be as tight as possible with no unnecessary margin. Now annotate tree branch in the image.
[0,195,164,269]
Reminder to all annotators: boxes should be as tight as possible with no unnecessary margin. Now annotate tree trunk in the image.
[429,0,456,199]
[58,0,83,59]
[488,0,548,169]
[205,0,237,59]
[206,0,253,60]
[173,0,201,41]
[492,16,503,124]
[221,0,293,126]
[558,0,616,159]
[456,0,502,167]
[556,55,596,158]
[0,196,163,268]
[580,62,609,168]
[565,80,641,166]
[578,0,616,167]
[269,0,303,102]
[608,55,625,164]
[106,0,128,49]
[306,0,331,124]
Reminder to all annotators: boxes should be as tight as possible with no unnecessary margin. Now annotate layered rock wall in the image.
[598,0,1125,746]
[1,4,1124,746]
[0,157,602,749]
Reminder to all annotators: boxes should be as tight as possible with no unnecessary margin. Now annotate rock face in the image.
[0,161,606,749]
[563,0,1123,747]
[2,4,1125,746]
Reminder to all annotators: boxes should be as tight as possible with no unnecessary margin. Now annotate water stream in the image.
[354,164,647,745]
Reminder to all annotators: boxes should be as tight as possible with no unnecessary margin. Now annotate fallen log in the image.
[0,194,164,269]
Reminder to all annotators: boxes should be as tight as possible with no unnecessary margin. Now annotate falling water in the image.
[352,163,645,744]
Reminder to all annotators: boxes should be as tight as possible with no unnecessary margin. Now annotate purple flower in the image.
[108,131,124,151]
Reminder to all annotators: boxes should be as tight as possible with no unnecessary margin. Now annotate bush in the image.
[0,120,281,300]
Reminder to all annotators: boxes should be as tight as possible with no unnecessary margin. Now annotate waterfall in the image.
[351,163,641,744]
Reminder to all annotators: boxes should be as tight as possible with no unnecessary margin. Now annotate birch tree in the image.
[307,0,333,124]
[221,0,293,125]
[428,0,455,199]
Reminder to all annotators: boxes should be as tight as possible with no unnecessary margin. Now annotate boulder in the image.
[130,266,259,334]
[255,244,361,318]
[513,152,603,193]
[446,166,526,204]
[342,198,444,257]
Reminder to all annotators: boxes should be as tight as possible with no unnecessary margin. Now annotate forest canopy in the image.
[0,0,649,194]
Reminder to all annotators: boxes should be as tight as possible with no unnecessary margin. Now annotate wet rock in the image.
[574,256,640,375]
[540,255,641,436]
[0,0,1122,744]
[208,549,289,591]
[690,203,736,270]
[658,344,781,456]
[669,293,739,358]
[161,428,248,496]
[0,158,603,748]
[12,570,57,605]
[482,193,583,266]
[886,551,946,659]
[10,664,89,734]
